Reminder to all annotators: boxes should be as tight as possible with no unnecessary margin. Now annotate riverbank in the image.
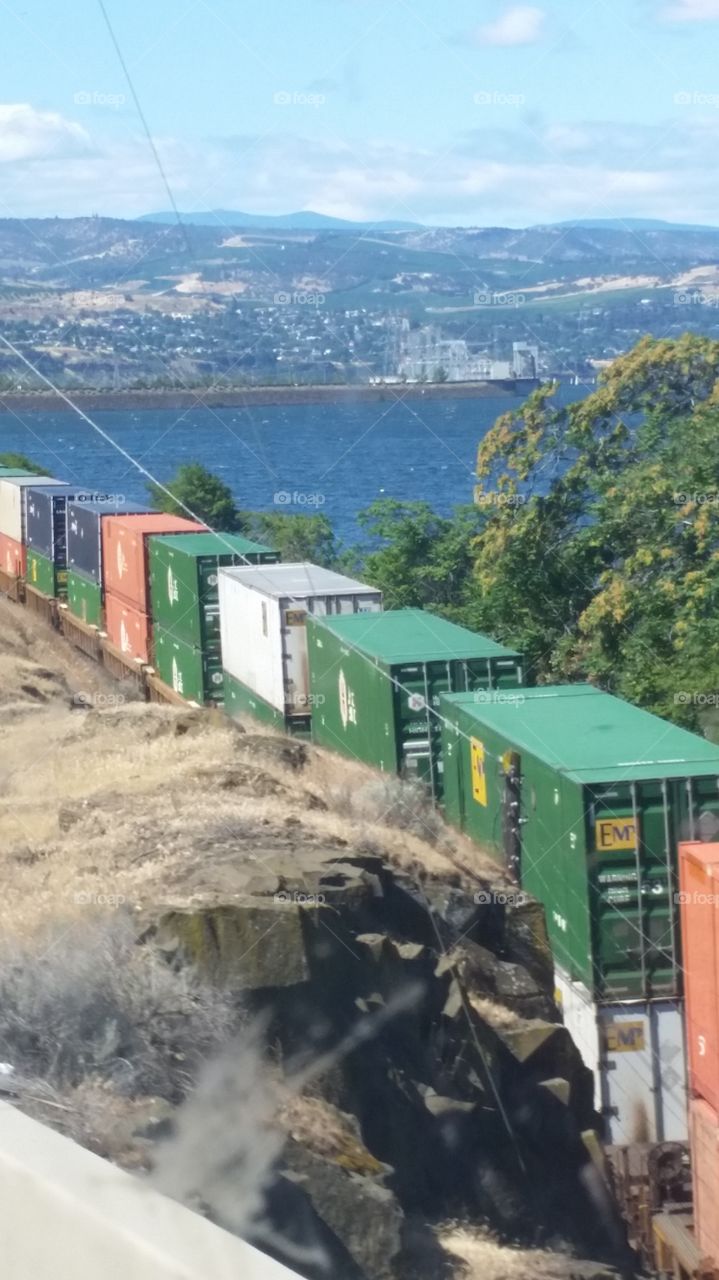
[0,378,537,413]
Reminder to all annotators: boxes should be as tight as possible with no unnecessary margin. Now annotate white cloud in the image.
[3,105,719,228]
[663,0,719,19]
[474,5,545,46]
[0,104,89,165]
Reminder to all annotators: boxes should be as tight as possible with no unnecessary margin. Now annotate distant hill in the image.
[139,209,422,232]
[549,217,719,233]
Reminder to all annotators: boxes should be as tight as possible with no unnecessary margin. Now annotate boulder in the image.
[282,1140,403,1280]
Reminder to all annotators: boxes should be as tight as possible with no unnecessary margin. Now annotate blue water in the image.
[0,387,586,550]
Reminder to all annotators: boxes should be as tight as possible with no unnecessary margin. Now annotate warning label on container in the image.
[595,817,638,851]
[604,1020,645,1053]
[471,738,487,807]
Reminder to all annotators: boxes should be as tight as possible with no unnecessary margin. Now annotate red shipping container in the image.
[104,592,151,663]
[0,532,25,578]
[102,513,203,612]
[691,1097,719,1265]
[679,841,719,1112]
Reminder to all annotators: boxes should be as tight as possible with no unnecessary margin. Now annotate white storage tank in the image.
[0,476,66,543]
[555,967,687,1144]
[219,562,382,732]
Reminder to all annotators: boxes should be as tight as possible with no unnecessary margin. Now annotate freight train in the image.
[1,466,718,1275]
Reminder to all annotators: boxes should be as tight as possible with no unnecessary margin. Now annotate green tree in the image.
[472,334,719,725]
[433,366,449,383]
[247,511,338,566]
[355,499,486,616]
[0,452,44,472]
[148,463,244,531]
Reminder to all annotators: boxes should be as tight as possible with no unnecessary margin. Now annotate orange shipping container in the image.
[0,532,25,578]
[679,841,719,1112]
[104,592,151,663]
[102,514,203,612]
[691,1097,719,1265]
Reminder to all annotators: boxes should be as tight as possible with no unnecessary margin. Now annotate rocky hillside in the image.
[0,595,631,1279]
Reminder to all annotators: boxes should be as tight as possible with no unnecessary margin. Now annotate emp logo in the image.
[594,817,638,851]
[604,1020,645,1053]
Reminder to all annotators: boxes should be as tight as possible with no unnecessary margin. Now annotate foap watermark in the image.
[74,90,126,109]
[72,691,127,709]
[288,691,326,708]
[675,890,719,906]
[673,290,719,307]
[274,290,325,306]
[474,289,526,307]
[273,90,325,108]
[675,691,719,707]
[74,890,126,908]
[274,891,326,906]
[472,690,526,707]
[476,492,526,508]
[473,89,525,107]
[273,490,325,507]
[674,90,719,109]
[74,492,127,505]
[673,491,719,505]
[474,889,529,906]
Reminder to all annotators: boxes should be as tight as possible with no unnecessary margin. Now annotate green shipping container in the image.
[148,532,279,650]
[26,547,67,598]
[153,626,224,705]
[66,569,103,626]
[440,684,719,1001]
[307,608,524,798]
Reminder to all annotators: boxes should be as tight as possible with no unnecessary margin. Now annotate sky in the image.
[3,0,719,225]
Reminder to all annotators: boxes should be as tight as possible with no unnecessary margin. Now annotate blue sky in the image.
[3,0,719,223]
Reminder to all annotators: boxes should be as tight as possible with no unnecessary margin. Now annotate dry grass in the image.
[439,1226,577,1280]
[0,591,505,941]
[0,913,237,1098]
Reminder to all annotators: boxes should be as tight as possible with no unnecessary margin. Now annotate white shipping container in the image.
[219,562,382,718]
[0,477,66,543]
[555,968,687,1144]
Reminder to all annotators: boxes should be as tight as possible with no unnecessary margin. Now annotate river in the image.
[0,386,587,549]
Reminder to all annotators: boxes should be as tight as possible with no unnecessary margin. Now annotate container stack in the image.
[307,607,523,799]
[219,562,382,734]
[101,513,203,661]
[66,500,153,626]
[0,474,66,579]
[24,485,109,599]
[147,532,279,704]
[440,684,719,1144]
[679,841,719,1268]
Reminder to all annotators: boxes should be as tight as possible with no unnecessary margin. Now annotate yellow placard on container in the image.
[595,817,638,851]
[471,737,487,807]
[604,1020,645,1053]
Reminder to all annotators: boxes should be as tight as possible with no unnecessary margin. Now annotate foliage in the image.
[246,510,338,566]
[0,451,44,472]
[472,334,719,725]
[148,462,245,531]
[354,499,486,616]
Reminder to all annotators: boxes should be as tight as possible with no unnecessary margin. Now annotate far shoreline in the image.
[0,378,539,414]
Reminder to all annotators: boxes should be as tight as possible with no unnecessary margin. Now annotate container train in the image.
[1,464,719,1274]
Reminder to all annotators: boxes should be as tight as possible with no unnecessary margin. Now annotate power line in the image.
[96,0,192,257]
